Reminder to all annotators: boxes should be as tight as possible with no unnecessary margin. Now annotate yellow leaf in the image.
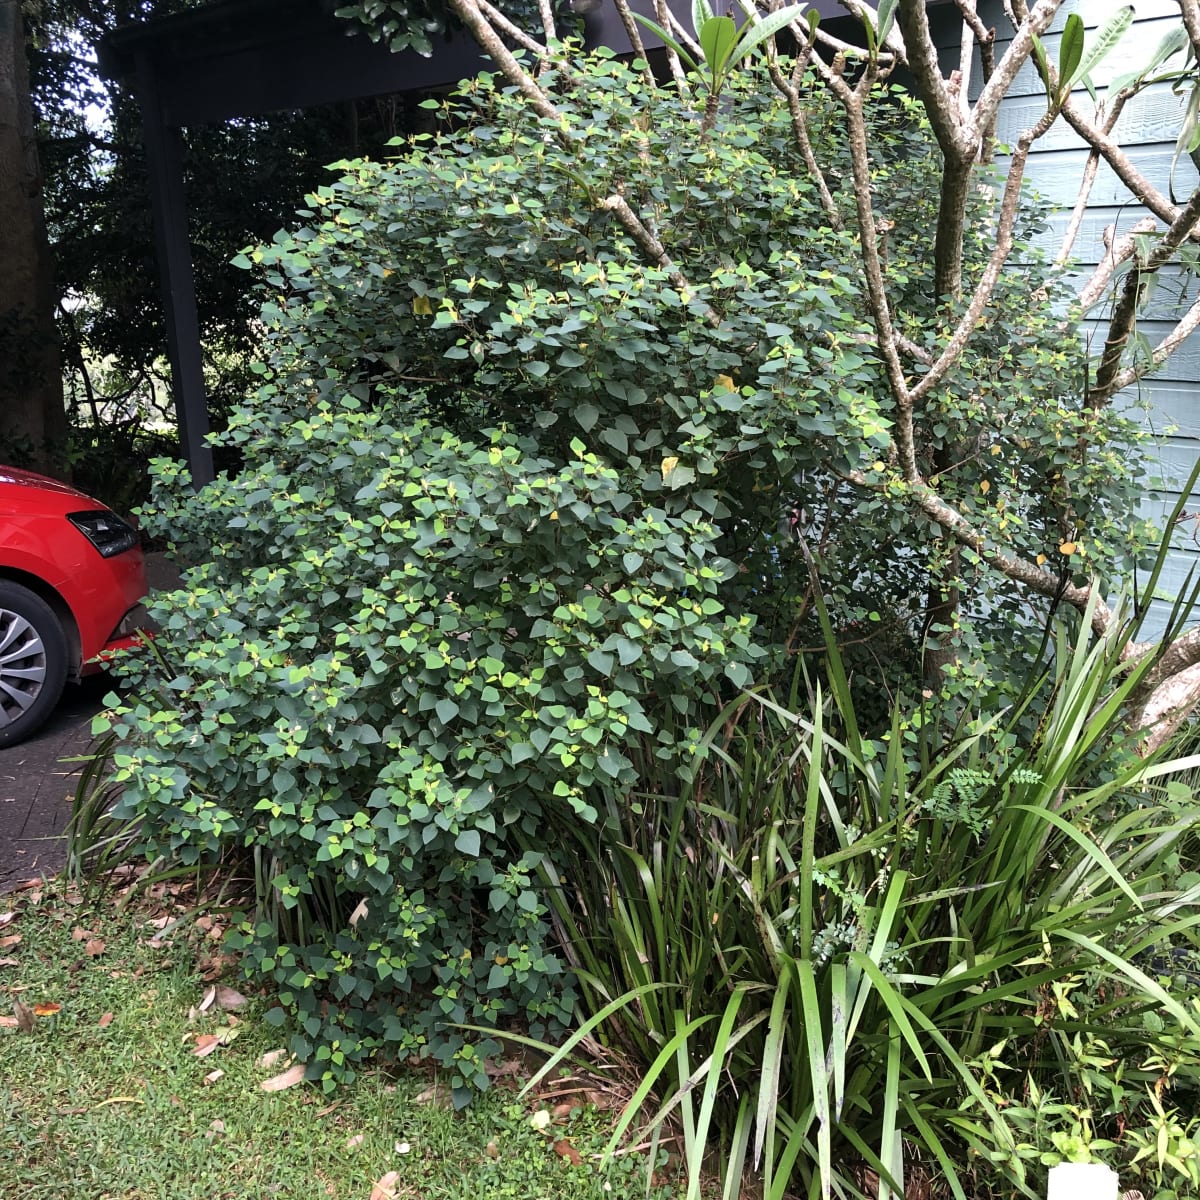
[1037,554,1048,565]
[713,374,735,393]
[990,444,1002,456]
[549,510,559,521]
[661,456,680,481]
[412,295,432,316]
[1058,542,1077,556]
[979,479,990,495]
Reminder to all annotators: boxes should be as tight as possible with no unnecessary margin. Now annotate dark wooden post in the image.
[134,49,214,487]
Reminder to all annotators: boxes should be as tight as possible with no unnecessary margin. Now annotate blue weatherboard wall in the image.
[948,1,1200,627]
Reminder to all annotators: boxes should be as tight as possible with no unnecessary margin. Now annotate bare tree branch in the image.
[1075,216,1158,311]
[599,193,720,326]
[1060,95,1197,232]
[1103,294,1200,397]
[476,0,548,55]
[611,0,657,89]
[765,21,842,229]
[955,0,978,121]
[445,0,561,124]
[896,0,974,160]
[1056,95,1130,266]
[837,0,907,63]
[1089,184,1200,405]
[969,0,1061,143]
[909,107,1058,405]
[656,0,698,95]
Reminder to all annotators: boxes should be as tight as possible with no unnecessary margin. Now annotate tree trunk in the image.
[0,0,65,473]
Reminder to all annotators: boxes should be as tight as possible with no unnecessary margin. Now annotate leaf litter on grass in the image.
[0,877,681,1200]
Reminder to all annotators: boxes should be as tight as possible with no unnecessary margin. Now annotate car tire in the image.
[0,581,69,749]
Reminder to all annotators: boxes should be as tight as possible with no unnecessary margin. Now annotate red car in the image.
[0,467,147,747]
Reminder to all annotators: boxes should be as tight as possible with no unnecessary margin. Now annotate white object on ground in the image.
[1046,1163,1118,1200]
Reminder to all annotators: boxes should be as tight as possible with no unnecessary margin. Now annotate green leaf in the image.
[576,402,600,432]
[1109,23,1188,95]
[630,13,700,72]
[1171,82,1200,203]
[877,0,897,43]
[728,5,807,71]
[1057,14,1084,99]
[1030,34,1052,100]
[435,698,459,724]
[700,16,739,78]
[454,828,481,857]
[1070,5,1132,91]
[510,742,536,765]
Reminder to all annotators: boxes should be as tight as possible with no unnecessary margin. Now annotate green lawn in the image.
[0,878,676,1199]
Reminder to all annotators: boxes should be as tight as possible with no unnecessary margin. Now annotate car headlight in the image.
[67,510,139,558]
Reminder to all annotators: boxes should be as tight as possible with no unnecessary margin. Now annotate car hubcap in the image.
[0,609,47,727]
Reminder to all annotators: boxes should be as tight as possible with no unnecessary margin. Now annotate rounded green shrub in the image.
[107,404,756,1099]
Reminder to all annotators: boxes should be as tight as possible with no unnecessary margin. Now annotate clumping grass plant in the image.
[532,600,1200,1200]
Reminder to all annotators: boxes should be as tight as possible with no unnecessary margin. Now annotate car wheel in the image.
[0,581,69,748]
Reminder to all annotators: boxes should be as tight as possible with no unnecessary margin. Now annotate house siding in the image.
[938,2,1200,628]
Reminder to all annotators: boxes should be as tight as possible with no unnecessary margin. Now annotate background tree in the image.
[0,0,65,469]
[10,0,424,494]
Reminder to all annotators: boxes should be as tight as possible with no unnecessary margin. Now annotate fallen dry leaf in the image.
[0,934,20,949]
[348,897,369,928]
[0,958,18,968]
[415,1081,452,1108]
[205,1118,225,1140]
[552,1138,583,1166]
[84,938,106,958]
[344,1133,364,1149]
[197,952,238,981]
[203,1069,224,1086]
[198,985,216,1013]
[214,985,248,1012]
[369,1171,401,1200]
[192,1028,239,1058]
[260,1062,307,1092]
[484,1057,524,1080]
[71,926,90,942]
[15,1000,35,1032]
[0,912,15,928]
[256,1048,290,1071]
[0,1015,18,1028]
[485,1140,500,1159]
[32,1002,61,1017]
[98,1012,114,1028]
[552,1102,577,1120]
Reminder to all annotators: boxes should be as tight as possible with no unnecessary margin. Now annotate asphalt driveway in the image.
[0,673,114,893]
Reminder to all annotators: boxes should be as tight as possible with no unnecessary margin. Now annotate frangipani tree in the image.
[436,0,1200,745]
